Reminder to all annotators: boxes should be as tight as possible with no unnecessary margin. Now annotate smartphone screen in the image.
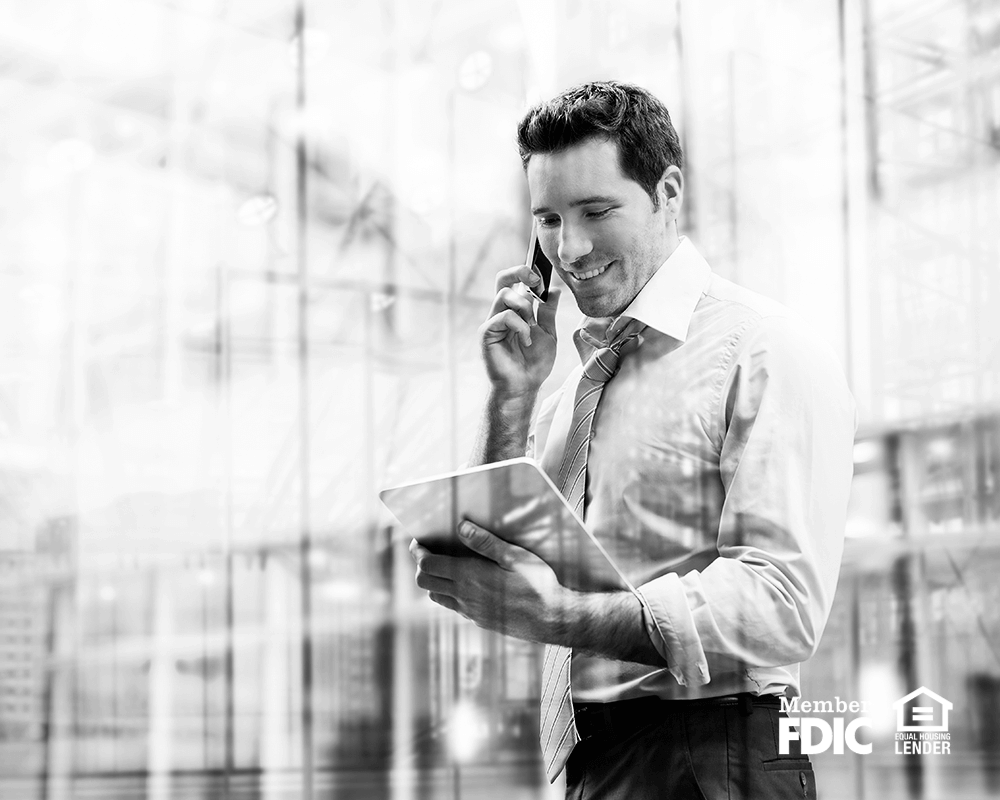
[525,224,553,303]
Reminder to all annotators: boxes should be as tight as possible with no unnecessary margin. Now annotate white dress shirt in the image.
[530,237,857,702]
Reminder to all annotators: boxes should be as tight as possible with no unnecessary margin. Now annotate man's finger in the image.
[535,286,561,337]
[429,592,462,614]
[489,286,536,329]
[408,538,426,563]
[415,553,457,580]
[480,309,532,348]
[494,264,539,294]
[457,520,516,569]
[416,571,454,595]
[409,539,460,579]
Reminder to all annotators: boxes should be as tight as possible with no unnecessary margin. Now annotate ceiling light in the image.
[457,51,493,92]
[237,194,278,226]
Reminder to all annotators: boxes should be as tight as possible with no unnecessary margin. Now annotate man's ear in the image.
[658,165,683,215]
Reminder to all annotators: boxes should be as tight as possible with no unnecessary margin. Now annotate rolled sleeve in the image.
[635,577,710,686]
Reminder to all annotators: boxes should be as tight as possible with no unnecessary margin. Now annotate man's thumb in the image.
[458,520,514,569]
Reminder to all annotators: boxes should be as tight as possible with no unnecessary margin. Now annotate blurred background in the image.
[0,0,998,798]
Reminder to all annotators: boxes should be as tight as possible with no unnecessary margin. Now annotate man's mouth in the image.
[566,262,612,282]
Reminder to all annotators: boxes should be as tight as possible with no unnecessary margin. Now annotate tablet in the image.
[379,458,632,593]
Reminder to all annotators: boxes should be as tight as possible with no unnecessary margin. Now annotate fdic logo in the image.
[778,687,953,756]
[778,697,872,755]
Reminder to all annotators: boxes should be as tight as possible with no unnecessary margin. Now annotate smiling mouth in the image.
[566,262,611,282]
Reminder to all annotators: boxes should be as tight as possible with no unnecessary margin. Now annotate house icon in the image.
[894,687,953,732]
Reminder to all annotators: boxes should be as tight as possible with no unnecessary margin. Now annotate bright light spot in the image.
[457,50,493,92]
[48,139,95,173]
[853,440,880,465]
[99,585,117,603]
[308,549,329,568]
[198,569,214,587]
[448,701,488,762]
[113,116,139,140]
[927,437,954,460]
[971,8,1000,35]
[237,195,278,226]
[370,293,395,312]
[288,29,330,68]
[323,581,362,602]
[859,662,903,735]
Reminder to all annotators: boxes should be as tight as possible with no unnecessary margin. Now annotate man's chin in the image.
[574,294,627,319]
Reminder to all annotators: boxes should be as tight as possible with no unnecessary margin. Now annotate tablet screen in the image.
[380,458,631,593]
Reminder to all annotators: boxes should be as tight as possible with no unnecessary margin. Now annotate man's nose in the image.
[557,223,593,265]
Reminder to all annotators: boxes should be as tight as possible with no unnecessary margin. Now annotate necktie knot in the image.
[580,318,646,384]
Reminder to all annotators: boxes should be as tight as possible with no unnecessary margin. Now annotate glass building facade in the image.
[0,0,998,798]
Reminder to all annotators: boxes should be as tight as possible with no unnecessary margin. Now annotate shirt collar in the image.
[620,236,711,342]
[573,236,712,361]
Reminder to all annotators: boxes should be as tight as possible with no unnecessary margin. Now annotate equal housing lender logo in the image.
[778,686,952,756]
[893,687,952,754]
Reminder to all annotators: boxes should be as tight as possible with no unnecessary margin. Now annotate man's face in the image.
[526,137,676,319]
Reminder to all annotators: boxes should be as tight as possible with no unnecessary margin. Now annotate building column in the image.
[147,570,175,800]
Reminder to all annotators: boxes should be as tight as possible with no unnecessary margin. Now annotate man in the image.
[410,81,856,799]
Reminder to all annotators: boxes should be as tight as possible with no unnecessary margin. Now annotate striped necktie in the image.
[539,316,646,782]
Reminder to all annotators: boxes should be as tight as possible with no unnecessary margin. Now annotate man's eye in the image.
[586,208,612,219]
[537,217,560,228]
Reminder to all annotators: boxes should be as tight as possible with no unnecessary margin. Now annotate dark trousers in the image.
[564,696,816,799]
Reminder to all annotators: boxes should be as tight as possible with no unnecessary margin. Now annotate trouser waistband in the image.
[573,693,782,741]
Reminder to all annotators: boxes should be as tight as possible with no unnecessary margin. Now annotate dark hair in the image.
[516,81,684,209]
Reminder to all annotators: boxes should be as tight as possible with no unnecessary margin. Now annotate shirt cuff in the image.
[635,575,711,687]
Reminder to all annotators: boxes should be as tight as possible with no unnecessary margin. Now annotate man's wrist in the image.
[487,387,538,418]
[549,590,634,647]
[546,587,589,646]
[548,589,667,667]
[470,388,539,466]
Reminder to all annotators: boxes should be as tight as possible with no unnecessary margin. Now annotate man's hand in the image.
[409,522,669,667]
[408,520,573,644]
[479,265,561,399]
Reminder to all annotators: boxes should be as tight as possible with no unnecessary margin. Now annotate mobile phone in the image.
[525,224,553,303]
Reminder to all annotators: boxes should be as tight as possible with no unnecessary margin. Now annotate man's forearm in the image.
[469,390,667,667]
[552,590,668,668]
[469,389,538,466]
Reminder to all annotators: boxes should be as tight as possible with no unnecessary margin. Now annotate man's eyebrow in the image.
[531,195,620,215]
